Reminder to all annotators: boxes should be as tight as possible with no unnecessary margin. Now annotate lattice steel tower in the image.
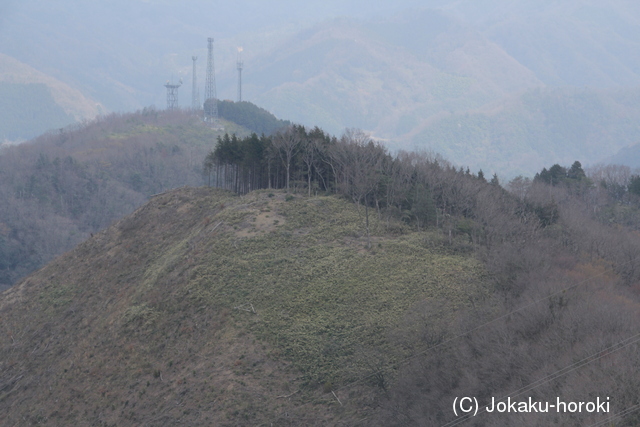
[204,37,218,123]
[192,56,200,110]
[237,47,243,102]
[165,80,181,110]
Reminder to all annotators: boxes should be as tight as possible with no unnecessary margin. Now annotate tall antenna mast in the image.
[204,37,218,124]
[237,47,243,103]
[164,78,181,110]
[192,56,200,110]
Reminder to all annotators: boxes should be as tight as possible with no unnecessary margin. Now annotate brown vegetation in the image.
[0,108,234,290]
[2,110,640,425]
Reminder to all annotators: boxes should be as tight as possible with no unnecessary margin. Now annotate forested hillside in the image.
[202,126,640,424]
[412,86,640,176]
[2,125,640,424]
[0,110,221,289]
[3,2,640,424]
[0,103,290,290]
[217,100,291,135]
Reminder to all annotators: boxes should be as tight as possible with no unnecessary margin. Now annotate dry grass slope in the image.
[0,187,487,426]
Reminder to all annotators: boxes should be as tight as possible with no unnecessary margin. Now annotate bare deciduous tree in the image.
[340,129,387,248]
[271,125,302,192]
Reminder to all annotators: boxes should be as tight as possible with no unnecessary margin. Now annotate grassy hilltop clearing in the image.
[0,187,486,425]
[2,174,640,425]
[2,106,640,425]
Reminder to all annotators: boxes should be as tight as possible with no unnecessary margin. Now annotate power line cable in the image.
[333,253,628,394]
[268,220,640,422]
[440,331,640,426]
[586,402,640,427]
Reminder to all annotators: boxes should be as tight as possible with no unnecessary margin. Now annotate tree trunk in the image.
[286,164,290,192]
[365,195,371,249]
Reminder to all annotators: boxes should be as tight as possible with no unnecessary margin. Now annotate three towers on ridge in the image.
[165,37,244,124]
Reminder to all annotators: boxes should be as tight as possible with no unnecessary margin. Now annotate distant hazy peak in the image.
[0,52,101,121]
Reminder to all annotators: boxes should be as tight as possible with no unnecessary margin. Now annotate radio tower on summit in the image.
[237,47,243,102]
[204,37,218,124]
[164,78,181,110]
[191,56,200,111]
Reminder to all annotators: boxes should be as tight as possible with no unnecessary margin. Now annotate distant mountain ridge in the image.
[4,1,640,172]
[249,16,544,139]
[411,86,640,176]
[0,53,100,141]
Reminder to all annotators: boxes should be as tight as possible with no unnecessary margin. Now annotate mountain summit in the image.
[0,187,484,425]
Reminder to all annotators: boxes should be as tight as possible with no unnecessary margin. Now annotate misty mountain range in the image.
[2,0,640,176]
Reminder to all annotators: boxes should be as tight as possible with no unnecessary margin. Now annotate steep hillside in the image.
[3,155,640,424]
[249,17,542,138]
[606,143,640,168]
[0,187,486,425]
[480,1,640,87]
[412,86,640,177]
[0,53,100,141]
[217,100,291,135]
[0,109,252,290]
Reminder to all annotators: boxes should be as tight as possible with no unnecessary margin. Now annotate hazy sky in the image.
[4,0,640,175]
[3,0,640,109]
[0,0,438,37]
[0,0,442,108]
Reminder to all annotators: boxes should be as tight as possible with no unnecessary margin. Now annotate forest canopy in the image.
[2,106,640,425]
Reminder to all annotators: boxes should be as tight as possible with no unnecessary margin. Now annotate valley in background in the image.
[3,1,640,425]
[4,1,640,175]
